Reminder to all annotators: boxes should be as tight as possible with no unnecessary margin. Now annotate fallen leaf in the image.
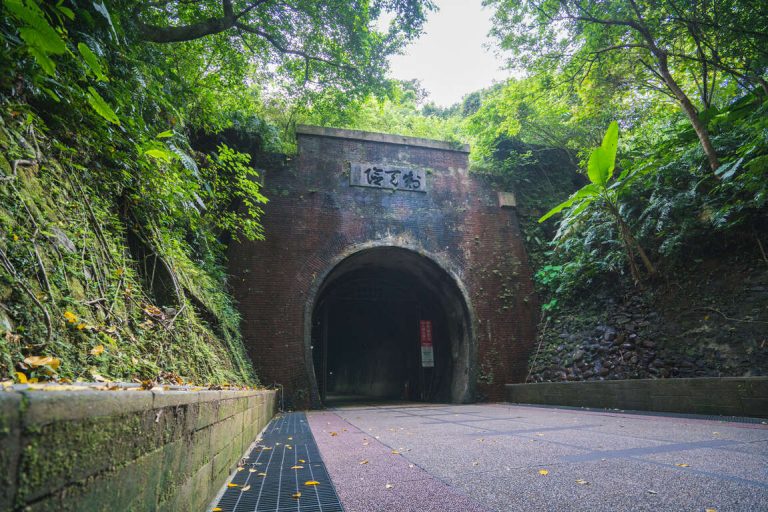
[675,463,690,468]
[535,433,545,437]
[227,483,239,488]
[472,461,480,466]
[299,459,306,463]
[249,468,257,473]
[90,345,105,356]
[538,469,549,476]
[359,460,369,465]
[241,485,251,492]
[291,465,304,470]
[64,311,77,323]
[236,467,244,472]
[385,483,394,489]
[391,450,400,455]
[258,472,267,476]
[15,372,27,384]
[212,508,222,511]
[24,355,61,370]
[261,447,273,450]
[91,371,108,382]
[575,479,589,485]
[330,432,338,436]
[305,480,320,486]
[705,508,717,512]
[292,492,301,499]
[288,436,293,440]
[647,490,658,495]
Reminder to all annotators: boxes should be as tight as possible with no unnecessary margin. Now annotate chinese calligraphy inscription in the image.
[350,162,427,193]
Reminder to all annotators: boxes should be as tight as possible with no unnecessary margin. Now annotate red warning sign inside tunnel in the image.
[420,320,434,368]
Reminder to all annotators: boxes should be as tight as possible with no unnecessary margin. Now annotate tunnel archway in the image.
[307,246,475,405]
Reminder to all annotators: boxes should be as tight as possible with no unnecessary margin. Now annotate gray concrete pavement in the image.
[307,403,768,512]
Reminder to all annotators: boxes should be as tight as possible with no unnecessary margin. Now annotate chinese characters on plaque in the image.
[350,162,427,192]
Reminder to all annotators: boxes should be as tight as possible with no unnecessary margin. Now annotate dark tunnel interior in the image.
[310,247,472,405]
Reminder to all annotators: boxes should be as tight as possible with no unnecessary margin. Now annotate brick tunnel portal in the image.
[309,247,474,405]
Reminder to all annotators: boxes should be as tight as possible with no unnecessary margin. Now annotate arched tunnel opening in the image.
[310,247,473,405]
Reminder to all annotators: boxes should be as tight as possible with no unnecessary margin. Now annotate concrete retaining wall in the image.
[0,387,277,511]
[505,377,768,418]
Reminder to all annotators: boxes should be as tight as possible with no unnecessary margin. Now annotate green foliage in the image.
[202,144,268,242]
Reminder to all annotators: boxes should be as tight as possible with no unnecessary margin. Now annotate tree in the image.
[484,0,768,173]
[132,0,436,94]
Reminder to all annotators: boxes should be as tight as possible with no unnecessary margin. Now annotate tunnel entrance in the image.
[310,247,473,405]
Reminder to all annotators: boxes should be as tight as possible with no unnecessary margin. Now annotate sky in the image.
[385,0,509,107]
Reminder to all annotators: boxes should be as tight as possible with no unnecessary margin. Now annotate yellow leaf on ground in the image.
[288,437,293,440]
[241,485,251,492]
[227,483,238,488]
[292,492,301,499]
[305,480,320,486]
[64,311,77,323]
[705,508,717,512]
[330,432,338,436]
[299,459,306,463]
[15,372,28,384]
[675,463,690,468]
[249,468,257,473]
[391,450,400,455]
[575,479,589,485]
[236,467,244,472]
[24,355,61,369]
[212,508,222,511]
[359,460,369,465]
[291,465,304,470]
[90,345,104,356]
[261,447,272,450]
[538,469,549,476]
[258,472,267,476]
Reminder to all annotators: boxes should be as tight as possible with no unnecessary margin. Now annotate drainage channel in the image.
[211,412,344,512]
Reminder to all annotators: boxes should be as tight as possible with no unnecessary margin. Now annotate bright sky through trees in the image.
[386,0,508,107]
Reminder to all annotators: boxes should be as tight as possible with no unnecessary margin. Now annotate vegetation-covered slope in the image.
[0,0,433,384]
[1,0,766,385]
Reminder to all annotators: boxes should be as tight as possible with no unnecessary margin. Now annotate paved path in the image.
[307,403,768,512]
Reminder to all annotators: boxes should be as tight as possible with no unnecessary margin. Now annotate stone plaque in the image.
[350,162,427,192]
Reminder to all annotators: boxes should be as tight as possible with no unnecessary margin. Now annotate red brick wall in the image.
[228,127,538,406]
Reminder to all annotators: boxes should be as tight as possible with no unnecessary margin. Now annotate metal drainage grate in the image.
[212,412,344,512]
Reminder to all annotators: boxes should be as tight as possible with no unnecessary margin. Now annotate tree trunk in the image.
[656,55,720,171]
[758,77,768,97]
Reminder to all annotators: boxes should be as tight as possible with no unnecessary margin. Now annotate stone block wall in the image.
[506,377,768,418]
[0,387,276,511]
